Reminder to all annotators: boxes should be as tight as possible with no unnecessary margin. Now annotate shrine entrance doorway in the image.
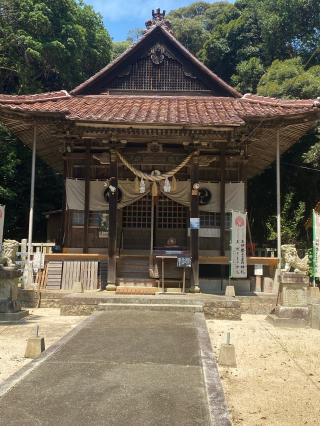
[121,194,189,252]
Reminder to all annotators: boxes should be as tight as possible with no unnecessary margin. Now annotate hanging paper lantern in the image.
[139,178,146,193]
[163,177,171,193]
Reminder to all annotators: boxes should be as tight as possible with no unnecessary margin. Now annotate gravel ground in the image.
[0,308,84,385]
[207,314,320,426]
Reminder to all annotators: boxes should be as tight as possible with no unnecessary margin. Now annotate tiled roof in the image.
[0,93,318,127]
[0,90,70,104]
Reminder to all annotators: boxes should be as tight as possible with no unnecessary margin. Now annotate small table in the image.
[155,254,190,293]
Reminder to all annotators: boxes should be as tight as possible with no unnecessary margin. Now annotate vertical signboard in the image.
[312,210,320,278]
[230,211,247,278]
[0,205,5,253]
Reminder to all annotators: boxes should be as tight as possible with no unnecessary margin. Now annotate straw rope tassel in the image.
[171,175,177,191]
[114,150,195,182]
[152,182,158,197]
[134,176,140,193]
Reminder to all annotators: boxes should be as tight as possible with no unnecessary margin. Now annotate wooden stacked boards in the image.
[46,261,63,290]
[43,260,103,291]
[61,261,99,291]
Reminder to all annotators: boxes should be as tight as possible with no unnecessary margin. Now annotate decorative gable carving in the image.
[103,43,209,93]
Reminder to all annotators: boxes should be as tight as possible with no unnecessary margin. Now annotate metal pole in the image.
[276,130,281,266]
[27,126,37,263]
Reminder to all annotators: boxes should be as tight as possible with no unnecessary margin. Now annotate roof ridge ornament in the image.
[145,8,173,33]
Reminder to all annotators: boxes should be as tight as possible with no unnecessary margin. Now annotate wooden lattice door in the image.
[154,195,188,248]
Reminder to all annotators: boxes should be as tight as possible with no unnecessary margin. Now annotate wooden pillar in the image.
[219,149,226,286]
[220,149,226,256]
[276,130,281,266]
[190,152,200,292]
[62,158,68,249]
[106,151,118,290]
[83,144,91,253]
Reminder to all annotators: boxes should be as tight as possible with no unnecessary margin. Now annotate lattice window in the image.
[200,212,231,229]
[156,195,188,229]
[106,56,208,92]
[122,195,152,228]
[71,211,108,228]
[72,211,84,226]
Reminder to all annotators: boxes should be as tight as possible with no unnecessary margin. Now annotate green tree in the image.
[266,192,306,245]
[257,58,320,99]
[112,41,132,60]
[231,57,264,93]
[0,0,113,93]
[0,0,113,240]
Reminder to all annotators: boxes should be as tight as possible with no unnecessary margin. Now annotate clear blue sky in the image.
[85,1,224,41]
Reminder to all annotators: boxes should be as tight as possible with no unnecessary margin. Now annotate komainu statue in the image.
[281,244,308,273]
[0,240,19,268]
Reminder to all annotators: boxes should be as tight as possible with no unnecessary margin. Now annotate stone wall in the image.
[203,299,241,320]
[18,289,39,308]
[239,295,277,314]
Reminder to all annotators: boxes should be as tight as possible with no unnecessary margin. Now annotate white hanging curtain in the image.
[66,179,244,212]
[160,181,245,212]
[66,179,150,211]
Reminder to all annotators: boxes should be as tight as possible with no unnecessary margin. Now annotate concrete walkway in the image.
[0,310,230,426]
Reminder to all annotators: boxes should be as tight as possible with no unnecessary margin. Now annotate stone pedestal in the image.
[225,285,235,297]
[266,272,309,328]
[310,303,320,330]
[25,336,45,358]
[218,344,237,367]
[0,267,28,322]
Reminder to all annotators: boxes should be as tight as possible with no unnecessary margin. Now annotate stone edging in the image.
[195,312,232,426]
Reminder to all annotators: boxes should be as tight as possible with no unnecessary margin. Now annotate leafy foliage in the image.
[112,41,132,60]
[0,0,112,93]
[266,193,306,245]
[0,0,112,240]
[258,58,320,99]
[167,1,320,246]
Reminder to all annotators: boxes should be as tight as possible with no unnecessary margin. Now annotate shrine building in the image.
[0,10,319,294]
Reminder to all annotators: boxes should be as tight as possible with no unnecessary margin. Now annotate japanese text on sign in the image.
[230,211,247,278]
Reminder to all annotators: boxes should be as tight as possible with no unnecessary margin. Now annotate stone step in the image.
[116,278,157,287]
[96,303,203,312]
[116,287,158,295]
[94,296,204,305]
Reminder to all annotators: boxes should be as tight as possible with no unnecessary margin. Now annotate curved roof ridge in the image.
[242,93,318,108]
[0,90,70,104]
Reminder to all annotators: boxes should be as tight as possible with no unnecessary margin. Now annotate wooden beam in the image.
[45,253,109,261]
[83,144,91,253]
[199,256,279,267]
[62,159,68,248]
[220,149,226,256]
[190,152,200,292]
[106,150,118,290]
